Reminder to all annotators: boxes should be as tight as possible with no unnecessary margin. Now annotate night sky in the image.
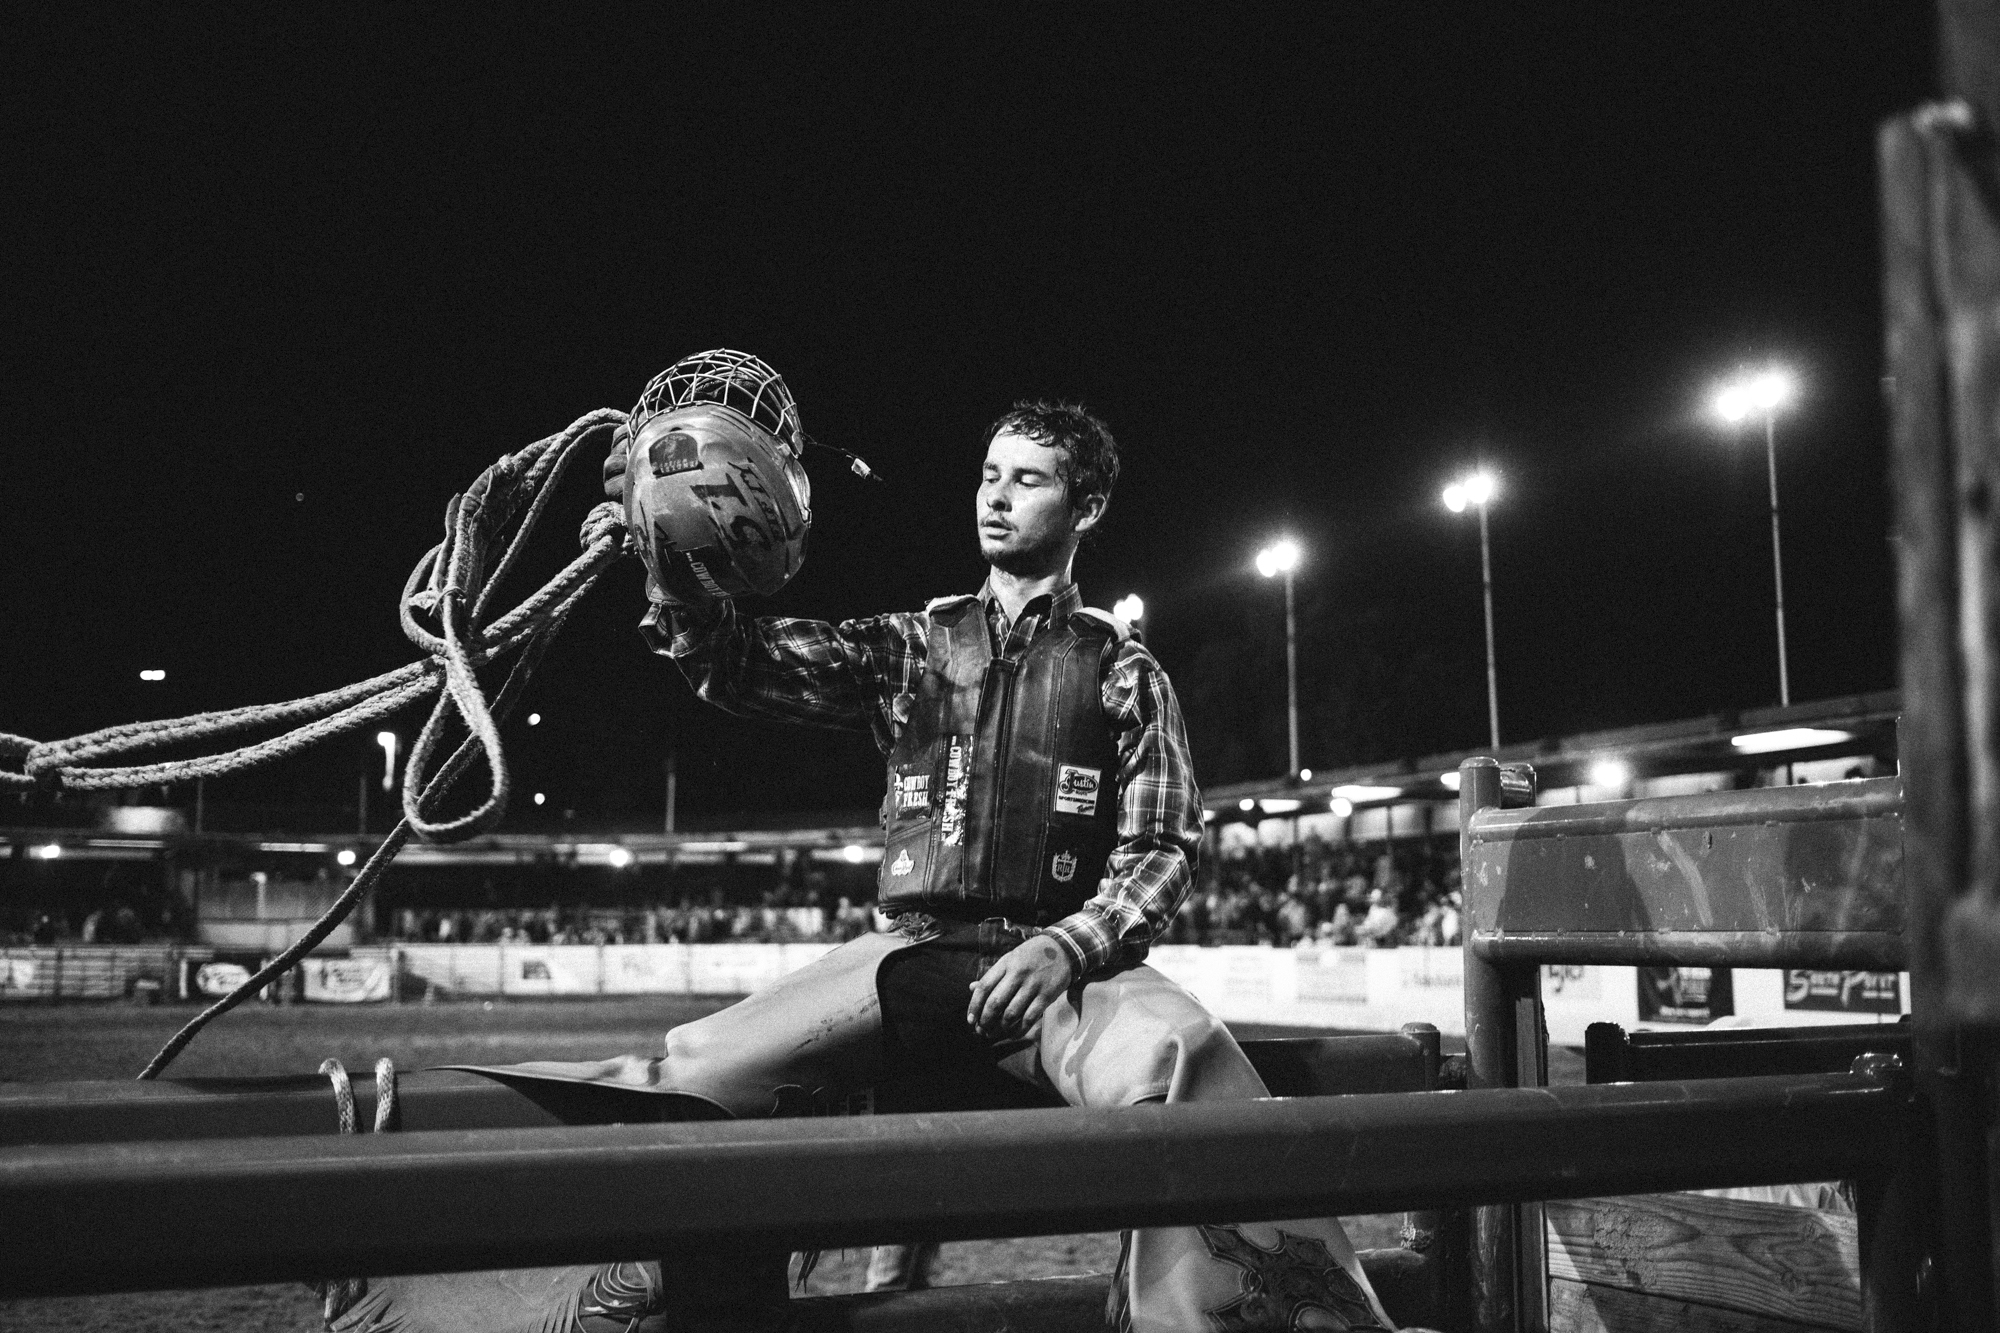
[3,6,1935,828]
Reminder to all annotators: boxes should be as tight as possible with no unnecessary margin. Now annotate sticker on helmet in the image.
[1054,765,1101,816]
[889,849,914,876]
[1051,851,1078,883]
[648,432,703,478]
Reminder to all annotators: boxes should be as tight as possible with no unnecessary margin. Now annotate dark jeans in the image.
[875,918,1044,1105]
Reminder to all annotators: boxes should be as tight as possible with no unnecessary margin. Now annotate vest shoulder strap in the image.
[925,593,979,615]
[1071,607,1133,643]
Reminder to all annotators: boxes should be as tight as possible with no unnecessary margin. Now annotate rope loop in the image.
[0,405,634,1078]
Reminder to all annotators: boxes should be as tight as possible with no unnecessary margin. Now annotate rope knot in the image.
[579,501,627,553]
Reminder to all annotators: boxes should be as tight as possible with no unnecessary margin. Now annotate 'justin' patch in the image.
[1054,765,1102,816]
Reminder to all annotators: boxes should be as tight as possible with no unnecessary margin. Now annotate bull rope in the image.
[0,408,632,1078]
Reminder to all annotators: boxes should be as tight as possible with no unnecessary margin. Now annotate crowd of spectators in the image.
[382,837,1464,952]
[387,890,880,947]
[1168,836,1462,949]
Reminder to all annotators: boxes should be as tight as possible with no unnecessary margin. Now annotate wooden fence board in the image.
[1549,1277,1844,1333]
[1545,1193,1858,1331]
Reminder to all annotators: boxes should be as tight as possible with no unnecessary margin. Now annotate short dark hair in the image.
[984,400,1120,519]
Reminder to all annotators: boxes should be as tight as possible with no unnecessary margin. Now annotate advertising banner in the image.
[1,958,37,995]
[501,946,604,996]
[1783,969,1902,1014]
[194,953,265,998]
[303,956,391,1003]
[1636,966,1733,1024]
[1293,947,1370,1005]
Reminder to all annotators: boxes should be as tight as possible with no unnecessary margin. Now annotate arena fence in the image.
[1457,761,1915,1332]
[0,762,1926,1333]
[0,944,208,1001]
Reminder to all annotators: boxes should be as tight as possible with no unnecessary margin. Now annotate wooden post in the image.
[1883,5,2000,1320]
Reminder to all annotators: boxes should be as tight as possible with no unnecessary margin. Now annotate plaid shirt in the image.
[663,580,1203,977]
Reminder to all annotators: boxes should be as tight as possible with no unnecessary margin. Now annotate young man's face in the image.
[977,430,1095,574]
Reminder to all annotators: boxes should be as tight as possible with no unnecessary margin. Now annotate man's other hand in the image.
[967,935,1075,1039]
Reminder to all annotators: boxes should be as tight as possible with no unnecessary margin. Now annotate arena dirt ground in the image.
[0,997,1581,1332]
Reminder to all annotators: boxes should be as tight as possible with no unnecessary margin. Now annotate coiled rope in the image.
[0,409,632,1078]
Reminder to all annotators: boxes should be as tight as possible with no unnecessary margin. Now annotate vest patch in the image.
[1054,764,1102,816]
[939,736,971,846]
[889,849,914,876]
[895,772,931,812]
[1051,850,1078,883]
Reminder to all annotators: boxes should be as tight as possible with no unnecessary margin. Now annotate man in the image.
[334,401,1397,1333]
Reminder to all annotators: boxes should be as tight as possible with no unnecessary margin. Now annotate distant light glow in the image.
[1201,809,1216,822]
[1298,767,1312,782]
[1331,783,1402,803]
[336,848,358,867]
[1329,797,1354,818]
[533,792,546,806]
[842,844,866,864]
[1255,538,1302,578]
[1713,368,1797,424]
[1440,771,1463,792]
[1444,470,1497,513]
[1260,798,1302,815]
[527,712,542,726]
[607,847,634,869]
[1730,727,1854,754]
[1239,798,1257,812]
[1112,594,1145,624]
[138,669,166,682]
[1589,759,1633,789]
[35,844,62,860]
[376,731,398,792]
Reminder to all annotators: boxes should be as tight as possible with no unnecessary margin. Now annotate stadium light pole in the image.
[1254,538,1304,779]
[1443,470,1502,750]
[1712,367,1798,707]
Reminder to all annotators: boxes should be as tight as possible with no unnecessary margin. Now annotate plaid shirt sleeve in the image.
[1040,638,1204,978]
[662,601,927,754]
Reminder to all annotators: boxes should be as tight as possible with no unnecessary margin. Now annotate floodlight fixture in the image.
[1729,727,1853,755]
[1589,759,1633,789]
[1331,783,1402,803]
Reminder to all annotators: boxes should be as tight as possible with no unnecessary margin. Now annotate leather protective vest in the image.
[877,597,1124,924]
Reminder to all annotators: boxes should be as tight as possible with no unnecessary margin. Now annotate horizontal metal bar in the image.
[0,1070,1911,1298]
[1586,1021,1910,1083]
[0,1036,1437,1146]
[1467,776,1901,843]
[1469,929,1907,969]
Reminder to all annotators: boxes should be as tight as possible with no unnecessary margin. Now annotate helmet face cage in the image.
[631,349,805,459]
[625,350,813,608]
